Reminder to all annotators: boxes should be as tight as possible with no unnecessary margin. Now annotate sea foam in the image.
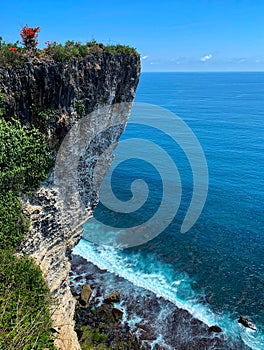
[73,238,264,350]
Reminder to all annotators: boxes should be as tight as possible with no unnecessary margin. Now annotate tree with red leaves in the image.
[20,24,40,52]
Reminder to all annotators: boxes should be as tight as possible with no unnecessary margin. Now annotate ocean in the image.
[72,72,264,349]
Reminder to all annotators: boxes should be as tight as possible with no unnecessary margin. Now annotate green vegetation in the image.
[0,93,5,117]
[79,325,109,350]
[0,118,52,193]
[43,40,138,62]
[0,251,56,350]
[0,36,27,67]
[0,29,138,67]
[76,304,142,350]
[35,108,58,134]
[0,118,55,349]
[75,100,85,116]
[0,191,29,250]
[104,44,137,55]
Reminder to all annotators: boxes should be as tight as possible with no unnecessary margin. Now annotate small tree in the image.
[20,24,40,52]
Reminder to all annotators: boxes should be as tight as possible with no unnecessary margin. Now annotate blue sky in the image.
[1,0,264,71]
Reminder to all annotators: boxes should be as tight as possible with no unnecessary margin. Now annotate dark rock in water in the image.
[139,331,156,341]
[209,325,222,333]
[135,323,150,332]
[238,316,257,331]
[104,291,120,303]
[112,307,123,321]
[74,275,83,282]
[154,345,166,350]
[136,323,156,342]
[79,284,92,307]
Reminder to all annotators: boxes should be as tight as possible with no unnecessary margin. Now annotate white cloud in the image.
[142,55,148,60]
[237,58,246,63]
[201,54,213,62]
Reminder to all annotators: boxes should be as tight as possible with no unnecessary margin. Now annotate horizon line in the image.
[141,70,264,73]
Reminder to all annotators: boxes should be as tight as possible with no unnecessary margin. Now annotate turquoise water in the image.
[74,72,264,349]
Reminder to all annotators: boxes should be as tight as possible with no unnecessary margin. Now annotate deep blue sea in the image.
[73,72,264,349]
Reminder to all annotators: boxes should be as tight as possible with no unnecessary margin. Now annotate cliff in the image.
[0,52,140,349]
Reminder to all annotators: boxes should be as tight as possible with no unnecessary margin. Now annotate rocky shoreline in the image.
[74,291,146,350]
[70,254,251,350]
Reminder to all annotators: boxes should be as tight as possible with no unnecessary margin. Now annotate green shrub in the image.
[46,43,73,62]
[0,191,29,250]
[0,118,52,193]
[44,40,99,61]
[0,250,56,349]
[42,39,137,62]
[104,44,137,55]
[75,100,85,116]
[0,93,5,116]
[0,37,27,67]
[36,108,57,133]
[92,328,107,342]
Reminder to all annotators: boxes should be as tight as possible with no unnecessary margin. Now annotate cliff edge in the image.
[0,52,140,349]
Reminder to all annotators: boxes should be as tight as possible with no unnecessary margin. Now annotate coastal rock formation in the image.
[79,284,93,307]
[0,53,140,349]
[112,307,124,321]
[238,316,257,331]
[104,291,121,304]
[208,325,222,333]
[75,295,145,350]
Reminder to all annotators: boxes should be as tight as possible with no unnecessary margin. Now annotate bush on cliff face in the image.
[0,118,49,249]
[0,118,51,249]
[0,191,29,250]
[0,93,5,117]
[0,250,56,350]
[0,118,52,193]
[0,117,55,348]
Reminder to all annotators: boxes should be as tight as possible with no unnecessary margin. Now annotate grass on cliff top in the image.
[45,40,139,62]
[0,117,56,349]
[0,37,139,66]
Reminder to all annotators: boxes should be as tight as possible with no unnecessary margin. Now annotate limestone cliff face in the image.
[0,53,140,146]
[0,53,140,350]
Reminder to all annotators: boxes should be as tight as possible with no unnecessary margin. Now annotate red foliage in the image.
[44,40,57,52]
[20,24,40,51]
[8,48,18,51]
